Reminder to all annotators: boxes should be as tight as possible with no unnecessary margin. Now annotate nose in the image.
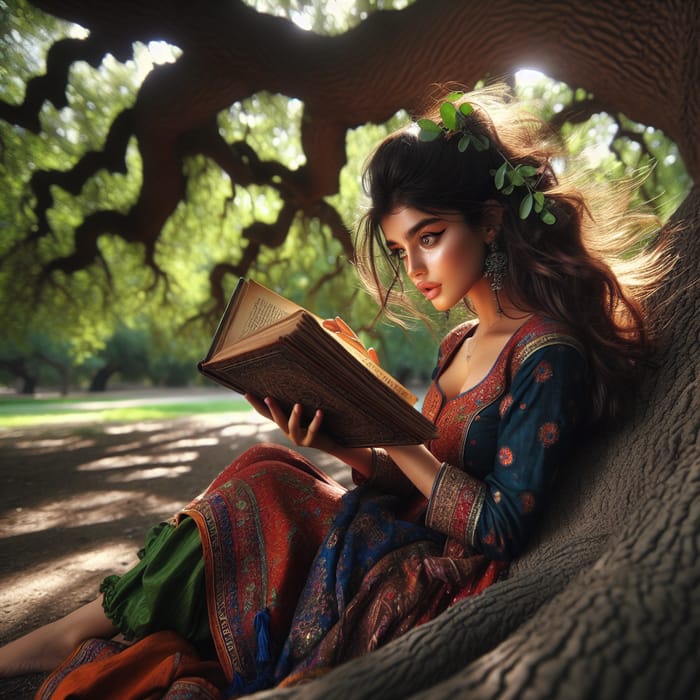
[405,249,427,280]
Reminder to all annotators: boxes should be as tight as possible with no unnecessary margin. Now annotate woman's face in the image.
[381,206,489,312]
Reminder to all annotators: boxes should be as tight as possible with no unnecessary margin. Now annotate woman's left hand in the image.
[322,317,380,365]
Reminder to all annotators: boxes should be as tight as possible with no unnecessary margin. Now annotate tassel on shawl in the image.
[226,608,274,697]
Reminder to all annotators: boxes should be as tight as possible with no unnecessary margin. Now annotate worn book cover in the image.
[199,279,437,447]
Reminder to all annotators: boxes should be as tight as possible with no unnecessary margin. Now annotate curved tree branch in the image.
[0,34,130,131]
[3,0,697,301]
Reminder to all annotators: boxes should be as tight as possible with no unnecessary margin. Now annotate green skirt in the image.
[100,516,212,653]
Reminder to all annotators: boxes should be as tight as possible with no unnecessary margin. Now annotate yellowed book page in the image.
[224,280,303,346]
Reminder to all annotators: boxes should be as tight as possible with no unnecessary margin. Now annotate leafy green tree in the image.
[0,331,75,393]
[83,324,150,391]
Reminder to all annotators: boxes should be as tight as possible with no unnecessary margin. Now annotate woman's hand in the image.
[245,393,338,452]
[245,393,375,477]
[322,317,380,365]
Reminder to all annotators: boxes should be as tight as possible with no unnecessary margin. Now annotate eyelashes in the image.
[386,227,446,261]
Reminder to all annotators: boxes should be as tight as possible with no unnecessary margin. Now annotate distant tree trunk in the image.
[89,365,119,392]
[0,358,38,395]
[20,375,37,395]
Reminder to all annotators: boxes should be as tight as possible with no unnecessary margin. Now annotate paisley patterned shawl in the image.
[35,316,588,699]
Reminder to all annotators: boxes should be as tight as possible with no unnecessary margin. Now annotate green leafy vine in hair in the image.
[417,92,557,225]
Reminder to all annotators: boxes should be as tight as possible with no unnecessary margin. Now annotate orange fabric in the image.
[36,631,226,700]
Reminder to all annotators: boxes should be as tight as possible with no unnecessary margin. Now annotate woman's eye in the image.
[420,230,444,246]
[394,249,407,260]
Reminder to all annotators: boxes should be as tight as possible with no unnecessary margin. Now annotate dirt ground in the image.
[0,402,350,699]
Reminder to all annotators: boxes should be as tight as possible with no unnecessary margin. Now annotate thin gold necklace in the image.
[464,315,505,364]
[464,333,478,363]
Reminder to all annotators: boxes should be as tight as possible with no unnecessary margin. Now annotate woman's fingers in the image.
[321,318,340,333]
[245,393,271,418]
[260,397,323,447]
[263,397,291,429]
[322,317,380,366]
[287,403,324,446]
[334,316,358,340]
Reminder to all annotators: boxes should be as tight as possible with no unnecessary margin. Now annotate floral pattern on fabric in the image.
[183,444,346,684]
[274,486,444,682]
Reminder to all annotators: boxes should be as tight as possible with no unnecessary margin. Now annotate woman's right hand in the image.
[245,393,339,453]
[245,393,375,478]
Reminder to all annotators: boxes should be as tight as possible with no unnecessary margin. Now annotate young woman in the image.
[0,86,668,697]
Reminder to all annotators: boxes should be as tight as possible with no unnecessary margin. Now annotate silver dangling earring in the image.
[483,238,508,314]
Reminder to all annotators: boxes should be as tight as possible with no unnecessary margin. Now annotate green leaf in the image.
[502,184,515,195]
[419,130,440,142]
[458,134,471,152]
[473,134,490,151]
[534,191,545,212]
[459,102,474,116]
[509,168,525,186]
[445,91,464,103]
[494,161,508,190]
[440,102,458,130]
[519,192,533,219]
[417,118,442,141]
[541,210,557,225]
[417,118,441,133]
[519,165,539,178]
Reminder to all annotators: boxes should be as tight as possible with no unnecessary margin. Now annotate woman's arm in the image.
[383,444,442,498]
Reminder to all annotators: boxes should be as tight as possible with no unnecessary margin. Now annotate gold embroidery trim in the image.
[426,462,486,547]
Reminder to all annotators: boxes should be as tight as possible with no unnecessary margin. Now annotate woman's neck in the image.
[467,284,530,330]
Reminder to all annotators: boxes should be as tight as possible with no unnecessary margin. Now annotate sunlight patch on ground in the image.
[13,436,97,453]
[0,490,183,536]
[107,465,192,483]
[103,421,173,435]
[105,436,220,456]
[0,543,138,629]
[169,437,220,448]
[221,421,278,438]
[77,450,199,471]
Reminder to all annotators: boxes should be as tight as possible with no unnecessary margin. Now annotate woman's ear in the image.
[481,201,504,242]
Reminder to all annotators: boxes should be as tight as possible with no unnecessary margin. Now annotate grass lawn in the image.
[0,392,251,428]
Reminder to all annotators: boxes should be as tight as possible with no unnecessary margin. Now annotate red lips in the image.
[416,282,441,300]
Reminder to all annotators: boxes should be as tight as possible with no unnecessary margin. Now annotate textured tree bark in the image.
[249,187,700,699]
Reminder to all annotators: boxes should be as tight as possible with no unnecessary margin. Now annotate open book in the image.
[198,278,438,447]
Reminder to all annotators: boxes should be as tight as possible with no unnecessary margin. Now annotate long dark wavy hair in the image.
[354,85,674,422]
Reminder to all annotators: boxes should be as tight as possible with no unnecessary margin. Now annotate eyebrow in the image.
[384,216,444,248]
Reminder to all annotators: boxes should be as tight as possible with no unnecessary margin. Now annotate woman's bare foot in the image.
[0,597,117,678]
